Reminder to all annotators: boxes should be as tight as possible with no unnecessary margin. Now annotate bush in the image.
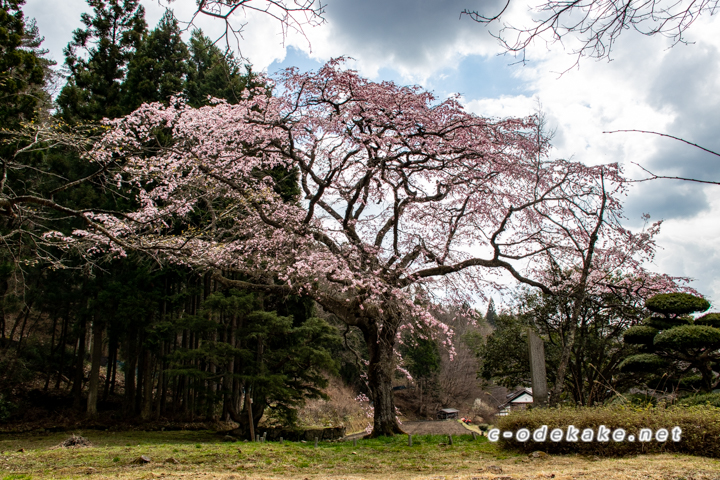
[678,392,720,408]
[0,394,16,422]
[495,405,720,457]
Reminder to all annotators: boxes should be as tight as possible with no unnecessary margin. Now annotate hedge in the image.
[495,405,720,457]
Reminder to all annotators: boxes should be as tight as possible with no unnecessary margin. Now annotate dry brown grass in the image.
[294,376,371,434]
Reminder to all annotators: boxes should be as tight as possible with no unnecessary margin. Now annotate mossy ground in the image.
[1,430,719,479]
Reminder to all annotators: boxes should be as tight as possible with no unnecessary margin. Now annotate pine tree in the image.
[56,0,146,122]
[622,292,720,392]
[0,0,49,127]
[185,30,261,107]
[485,298,498,328]
[121,11,189,111]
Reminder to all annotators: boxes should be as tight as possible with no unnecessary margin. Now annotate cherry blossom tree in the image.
[51,60,679,435]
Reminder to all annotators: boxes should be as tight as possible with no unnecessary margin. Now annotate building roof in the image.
[498,388,533,410]
[438,408,460,413]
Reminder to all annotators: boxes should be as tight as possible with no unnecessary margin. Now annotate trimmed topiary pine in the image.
[645,293,710,316]
[622,292,720,391]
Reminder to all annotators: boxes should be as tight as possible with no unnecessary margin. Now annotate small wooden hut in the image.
[437,408,460,420]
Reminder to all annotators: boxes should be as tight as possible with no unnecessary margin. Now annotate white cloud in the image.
[465,13,720,300]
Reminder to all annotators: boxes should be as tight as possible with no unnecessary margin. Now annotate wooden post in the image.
[408,434,412,446]
[448,434,453,445]
[528,329,548,408]
[353,438,357,447]
[280,437,283,444]
[314,437,318,448]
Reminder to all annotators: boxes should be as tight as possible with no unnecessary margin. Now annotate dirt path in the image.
[400,420,473,436]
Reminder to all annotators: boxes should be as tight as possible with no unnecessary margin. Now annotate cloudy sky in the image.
[24,0,720,306]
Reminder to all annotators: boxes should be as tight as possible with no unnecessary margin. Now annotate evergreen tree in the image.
[485,298,498,328]
[0,0,53,347]
[56,0,146,122]
[622,292,720,392]
[0,0,50,127]
[121,11,189,111]
[185,30,261,107]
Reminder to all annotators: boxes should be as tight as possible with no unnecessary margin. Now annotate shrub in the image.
[495,405,720,457]
[0,394,16,422]
[678,392,720,408]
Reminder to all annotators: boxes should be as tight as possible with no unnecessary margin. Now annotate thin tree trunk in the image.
[44,314,59,391]
[87,319,103,416]
[72,314,88,410]
[0,274,8,343]
[124,332,137,415]
[104,335,117,400]
[549,171,608,406]
[55,314,69,390]
[141,349,153,419]
[8,303,31,345]
[154,342,165,420]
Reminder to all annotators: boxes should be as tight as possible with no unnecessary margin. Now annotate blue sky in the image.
[24,0,720,305]
[269,46,530,101]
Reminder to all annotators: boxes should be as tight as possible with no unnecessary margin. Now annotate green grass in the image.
[1,429,719,479]
[0,430,498,479]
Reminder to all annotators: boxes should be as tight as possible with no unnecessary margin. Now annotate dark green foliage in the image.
[642,315,691,330]
[645,292,710,316]
[622,325,658,345]
[653,324,720,350]
[399,334,441,382]
[185,30,262,107]
[0,0,49,127]
[475,288,645,406]
[497,405,720,457]
[676,374,705,390]
[167,289,340,430]
[121,11,189,111]
[56,0,146,121]
[485,299,498,328]
[678,392,720,408]
[623,292,720,392]
[695,312,720,327]
[619,353,668,372]
[476,313,532,389]
[0,393,15,421]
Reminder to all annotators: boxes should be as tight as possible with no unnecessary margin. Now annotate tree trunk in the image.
[44,314,59,391]
[55,315,69,390]
[72,315,88,410]
[549,301,580,405]
[124,333,137,415]
[87,320,104,416]
[361,317,404,437]
[141,349,153,420]
[0,273,8,343]
[549,171,607,406]
[699,361,715,392]
[104,335,117,400]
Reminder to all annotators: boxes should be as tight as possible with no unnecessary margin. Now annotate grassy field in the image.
[1,430,719,480]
